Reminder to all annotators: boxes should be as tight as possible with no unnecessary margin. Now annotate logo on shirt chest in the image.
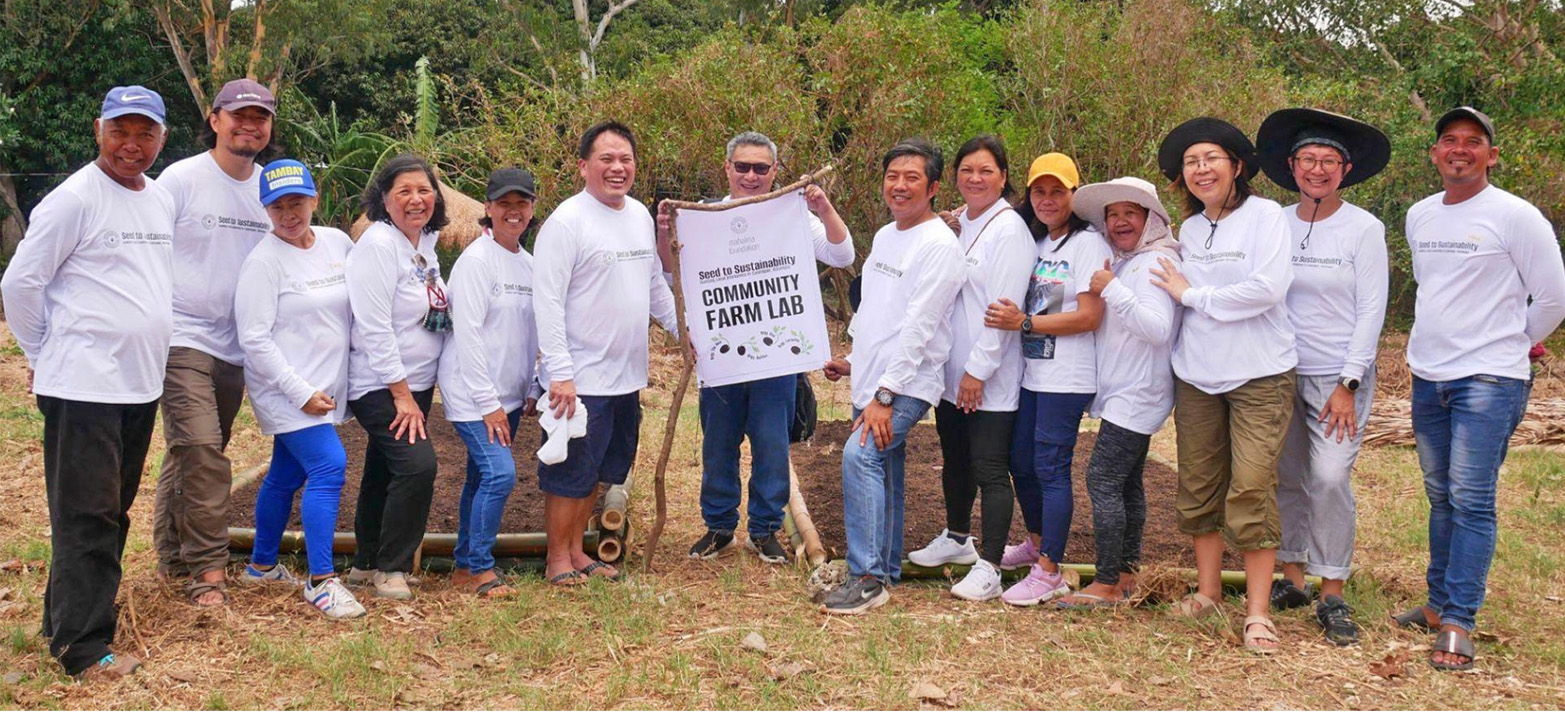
[101,230,122,249]
[869,259,904,279]
[201,213,218,231]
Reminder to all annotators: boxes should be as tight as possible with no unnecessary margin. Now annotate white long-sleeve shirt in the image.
[1283,201,1388,380]
[1173,196,1298,394]
[1020,226,1112,394]
[437,231,542,421]
[847,217,964,409]
[1406,185,1565,382]
[1,163,174,404]
[942,201,1034,411]
[345,221,447,399]
[234,228,354,435]
[1092,251,1181,435]
[533,191,678,396]
[157,153,270,366]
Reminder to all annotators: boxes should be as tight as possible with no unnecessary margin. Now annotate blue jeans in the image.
[842,395,931,584]
[699,374,796,538]
[1412,374,1530,632]
[253,424,348,577]
[1010,389,1095,563]
[452,409,524,574]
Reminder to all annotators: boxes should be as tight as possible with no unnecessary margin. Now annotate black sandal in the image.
[1392,606,1437,633]
[1430,629,1476,671]
[579,561,621,581]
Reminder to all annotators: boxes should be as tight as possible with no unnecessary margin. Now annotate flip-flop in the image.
[1056,592,1126,609]
[548,570,587,587]
[1430,629,1476,671]
[1392,606,1438,633]
[467,575,517,598]
[579,561,621,581]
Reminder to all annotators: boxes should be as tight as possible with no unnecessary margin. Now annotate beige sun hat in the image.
[1070,176,1169,230]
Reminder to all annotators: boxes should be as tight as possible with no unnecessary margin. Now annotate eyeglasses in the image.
[1291,156,1343,172]
[1182,155,1233,171]
[731,161,773,175]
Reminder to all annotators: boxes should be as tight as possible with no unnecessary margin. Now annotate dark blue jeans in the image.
[698,374,796,538]
[1010,388,1095,564]
[1412,374,1530,632]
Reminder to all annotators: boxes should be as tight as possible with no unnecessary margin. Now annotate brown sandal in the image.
[186,577,228,607]
[1172,592,1220,618]
[1243,615,1280,654]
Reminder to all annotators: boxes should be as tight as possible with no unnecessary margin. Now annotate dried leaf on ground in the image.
[768,661,811,680]
[740,631,768,654]
[910,681,953,707]
[1369,653,1408,680]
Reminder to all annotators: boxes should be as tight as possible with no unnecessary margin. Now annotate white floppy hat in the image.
[1071,176,1169,230]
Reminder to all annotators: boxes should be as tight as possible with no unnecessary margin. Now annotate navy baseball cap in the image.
[100,86,167,125]
[259,159,317,206]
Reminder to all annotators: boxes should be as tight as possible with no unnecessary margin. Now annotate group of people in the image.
[2,76,1560,682]
[807,107,1563,676]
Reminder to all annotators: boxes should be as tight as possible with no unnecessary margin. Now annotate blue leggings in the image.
[1010,388,1094,564]
[252,424,347,577]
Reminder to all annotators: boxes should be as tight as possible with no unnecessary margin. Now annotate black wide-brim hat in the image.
[1157,117,1259,182]
[1257,108,1391,193]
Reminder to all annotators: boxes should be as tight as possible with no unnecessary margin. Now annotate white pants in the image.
[1277,369,1374,581]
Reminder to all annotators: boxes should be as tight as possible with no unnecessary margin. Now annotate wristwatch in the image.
[1021,315,1034,334]
[874,387,896,407]
[1339,376,1360,392]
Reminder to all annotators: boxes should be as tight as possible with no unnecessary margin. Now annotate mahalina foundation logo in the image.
[101,230,121,248]
[201,213,218,230]
[730,216,748,235]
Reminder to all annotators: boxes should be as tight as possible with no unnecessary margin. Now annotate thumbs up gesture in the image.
[1088,259,1114,296]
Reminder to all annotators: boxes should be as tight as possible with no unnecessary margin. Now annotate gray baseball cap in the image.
[213,78,276,114]
[1435,106,1494,142]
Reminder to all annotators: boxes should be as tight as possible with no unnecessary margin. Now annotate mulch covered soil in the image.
[792,421,1239,570]
[227,402,578,534]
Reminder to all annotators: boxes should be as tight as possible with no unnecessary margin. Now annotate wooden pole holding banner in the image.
[640,165,836,572]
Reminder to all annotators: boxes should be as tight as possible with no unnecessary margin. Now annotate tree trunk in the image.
[0,171,26,258]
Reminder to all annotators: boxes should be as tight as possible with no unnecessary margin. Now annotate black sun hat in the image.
[1256,108,1391,193]
[1157,117,1259,182]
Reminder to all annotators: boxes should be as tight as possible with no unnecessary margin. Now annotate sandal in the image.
[1392,606,1438,633]
[548,570,587,587]
[459,572,516,598]
[1056,592,1125,610]
[1243,615,1280,654]
[186,577,228,607]
[1430,629,1476,672]
[579,561,620,581]
[1171,592,1221,618]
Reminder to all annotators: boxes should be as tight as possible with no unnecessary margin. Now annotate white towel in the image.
[537,398,588,465]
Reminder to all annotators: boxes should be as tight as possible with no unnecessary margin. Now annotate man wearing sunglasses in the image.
[655,131,853,563]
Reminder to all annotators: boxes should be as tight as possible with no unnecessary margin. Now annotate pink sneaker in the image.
[999,538,1038,571]
[1001,564,1070,607]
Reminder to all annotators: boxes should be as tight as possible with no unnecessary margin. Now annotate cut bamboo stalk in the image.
[782,509,803,561]
[786,461,828,566]
[228,527,600,558]
[600,475,632,532]
[887,559,1323,588]
[597,533,623,563]
[228,463,269,493]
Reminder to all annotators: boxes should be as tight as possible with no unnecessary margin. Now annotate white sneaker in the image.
[303,577,367,620]
[907,529,979,567]
[950,560,1003,602]
[242,562,300,585]
[371,570,413,600]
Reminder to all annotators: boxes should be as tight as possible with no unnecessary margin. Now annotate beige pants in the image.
[152,347,245,578]
[1173,370,1296,551]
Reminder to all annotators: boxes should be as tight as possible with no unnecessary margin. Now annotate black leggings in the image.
[1084,419,1150,585]
[933,401,1016,565]
[348,387,437,574]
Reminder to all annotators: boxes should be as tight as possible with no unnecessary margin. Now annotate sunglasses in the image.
[731,161,773,176]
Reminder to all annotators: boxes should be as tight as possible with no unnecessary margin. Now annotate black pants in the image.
[1083,419,1150,585]
[933,401,1016,565]
[348,388,436,574]
[37,395,158,675]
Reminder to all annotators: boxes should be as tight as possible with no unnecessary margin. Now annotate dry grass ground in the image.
[1,325,1563,709]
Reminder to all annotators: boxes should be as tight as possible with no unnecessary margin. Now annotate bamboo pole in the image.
[600,475,632,532]
[228,463,269,493]
[883,559,1323,589]
[641,166,836,572]
[228,527,601,558]
[787,461,828,566]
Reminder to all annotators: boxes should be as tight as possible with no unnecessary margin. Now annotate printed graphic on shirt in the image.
[1413,234,1484,255]
[493,282,533,298]
[1186,250,1247,264]
[1292,254,1349,269]
[199,213,269,234]
[1022,257,1068,359]
[101,229,173,248]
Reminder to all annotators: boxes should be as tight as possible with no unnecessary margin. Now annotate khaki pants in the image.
[1173,370,1295,551]
[152,347,245,579]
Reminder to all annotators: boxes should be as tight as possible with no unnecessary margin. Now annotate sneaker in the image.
[75,652,141,682]
[1316,595,1361,646]
[345,567,377,587]
[950,560,1002,602]
[688,530,735,560]
[820,576,889,615]
[1001,564,1070,606]
[242,562,300,586]
[371,570,413,600]
[998,538,1039,571]
[908,529,979,567]
[304,577,368,620]
[746,532,791,564]
[1270,579,1314,611]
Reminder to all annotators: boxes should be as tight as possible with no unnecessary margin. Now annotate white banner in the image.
[675,192,830,387]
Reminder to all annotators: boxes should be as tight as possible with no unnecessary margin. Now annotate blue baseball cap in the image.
[259,159,318,206]
[100,86,167,125]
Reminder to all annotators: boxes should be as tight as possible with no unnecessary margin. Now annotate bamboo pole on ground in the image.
[601,475,632,532]
[886,559,1323,589]
[641,166,836,572]
[228,527,601,558]
[787,462,828,566]
[228,463,269,493]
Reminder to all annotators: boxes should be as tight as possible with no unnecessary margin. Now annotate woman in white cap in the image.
[1256,108,1390,646]
[1150,117,1296,653]
[234,159,366,619]
[438,167,544,597]
[981,152,1110,606]
[1055,177,1180,609]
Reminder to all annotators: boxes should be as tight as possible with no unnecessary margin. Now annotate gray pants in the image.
[1277,369,1374,581]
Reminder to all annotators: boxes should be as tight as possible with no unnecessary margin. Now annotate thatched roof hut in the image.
[349,181,485,249]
